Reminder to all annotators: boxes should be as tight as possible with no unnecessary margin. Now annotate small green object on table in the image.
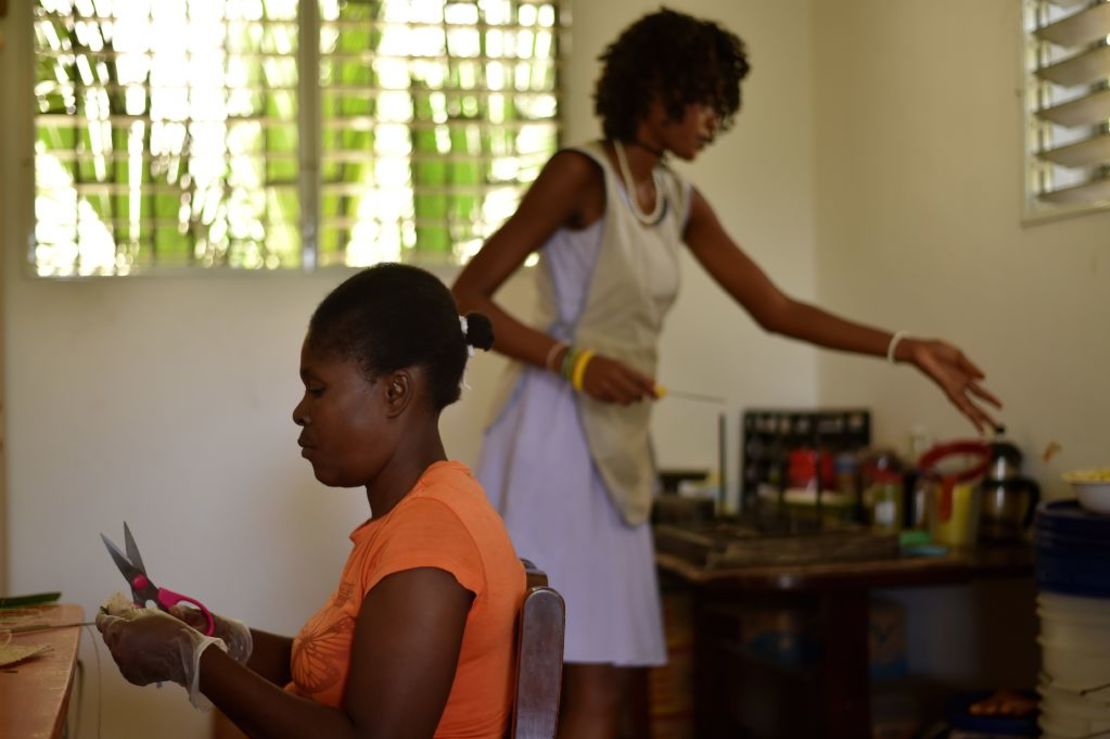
[0,592,62,609]
[899,530,948,557]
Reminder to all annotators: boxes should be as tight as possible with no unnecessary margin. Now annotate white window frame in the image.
[1022,0,1110,224]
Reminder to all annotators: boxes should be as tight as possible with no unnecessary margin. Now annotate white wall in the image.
[1,2,819,737]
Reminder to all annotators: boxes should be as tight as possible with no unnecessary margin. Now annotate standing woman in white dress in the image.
[452,9,1001,738]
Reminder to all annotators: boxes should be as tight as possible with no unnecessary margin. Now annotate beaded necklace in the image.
[613,140,664,226]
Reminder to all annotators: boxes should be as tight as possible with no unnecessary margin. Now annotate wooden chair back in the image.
[510,560,566,739]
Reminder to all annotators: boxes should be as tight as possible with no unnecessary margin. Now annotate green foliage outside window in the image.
[32,0,561,276]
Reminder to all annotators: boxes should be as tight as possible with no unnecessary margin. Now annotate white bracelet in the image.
[886,330,910,365]
[544,341,568,372]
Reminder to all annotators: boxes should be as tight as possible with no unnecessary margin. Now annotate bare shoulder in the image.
[540,148,603,188]
[537,148,605,228]
[684,186,721,237]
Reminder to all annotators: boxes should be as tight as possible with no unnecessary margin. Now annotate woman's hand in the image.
[169,604,253,664]
[97,607,227,704]
[580,354,658,405]
[905,338,1002,434]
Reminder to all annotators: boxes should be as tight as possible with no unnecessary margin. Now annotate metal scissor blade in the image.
[101,533,147,606]
[123,521,145,574]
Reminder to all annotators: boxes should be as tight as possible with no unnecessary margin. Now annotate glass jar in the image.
[866,471,904,533]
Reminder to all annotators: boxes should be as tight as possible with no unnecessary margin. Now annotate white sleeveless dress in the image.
[477,142,690,666]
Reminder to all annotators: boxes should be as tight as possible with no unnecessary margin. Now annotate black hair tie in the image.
[460,312,495,352]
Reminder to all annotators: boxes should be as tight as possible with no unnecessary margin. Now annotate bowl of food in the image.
[1063,469,1110,515]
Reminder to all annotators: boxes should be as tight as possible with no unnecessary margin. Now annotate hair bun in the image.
[463,312,494,351]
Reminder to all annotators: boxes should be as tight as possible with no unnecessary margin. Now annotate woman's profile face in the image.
[292,339,390,488]
[645,98,720,161]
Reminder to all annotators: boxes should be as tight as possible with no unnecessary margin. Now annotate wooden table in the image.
[656,544,1035,738]
[0,604,85,739]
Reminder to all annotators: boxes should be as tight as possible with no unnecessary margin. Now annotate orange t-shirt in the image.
[285,461,525,738]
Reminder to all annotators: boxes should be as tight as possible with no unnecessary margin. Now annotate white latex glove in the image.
[96,605,227,708]
[169,604,253,665]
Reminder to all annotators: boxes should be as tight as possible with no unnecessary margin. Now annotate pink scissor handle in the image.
[132,575,216,636]
[158,590,216,636]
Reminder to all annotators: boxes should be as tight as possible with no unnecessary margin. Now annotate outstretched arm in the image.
[683,187,1001,432]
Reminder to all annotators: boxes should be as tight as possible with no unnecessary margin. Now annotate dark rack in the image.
[740,409,871,513]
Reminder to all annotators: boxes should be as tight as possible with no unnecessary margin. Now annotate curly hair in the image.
[594,8,751,141]
[307,264,494,412]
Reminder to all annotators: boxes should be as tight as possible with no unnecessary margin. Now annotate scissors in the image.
[101,522,215,636]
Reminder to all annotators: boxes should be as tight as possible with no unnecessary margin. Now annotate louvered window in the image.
[1024,0,1110,220]
[31,0,562,276]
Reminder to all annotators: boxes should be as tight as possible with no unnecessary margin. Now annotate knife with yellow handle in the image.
[654,385,725,404]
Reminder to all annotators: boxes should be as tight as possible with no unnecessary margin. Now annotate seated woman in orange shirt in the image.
[97,263,526,739]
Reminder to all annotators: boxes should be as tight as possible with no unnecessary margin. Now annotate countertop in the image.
[0,603,85,739]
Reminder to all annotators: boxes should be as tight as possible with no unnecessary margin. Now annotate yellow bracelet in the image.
[571,349,595,391]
